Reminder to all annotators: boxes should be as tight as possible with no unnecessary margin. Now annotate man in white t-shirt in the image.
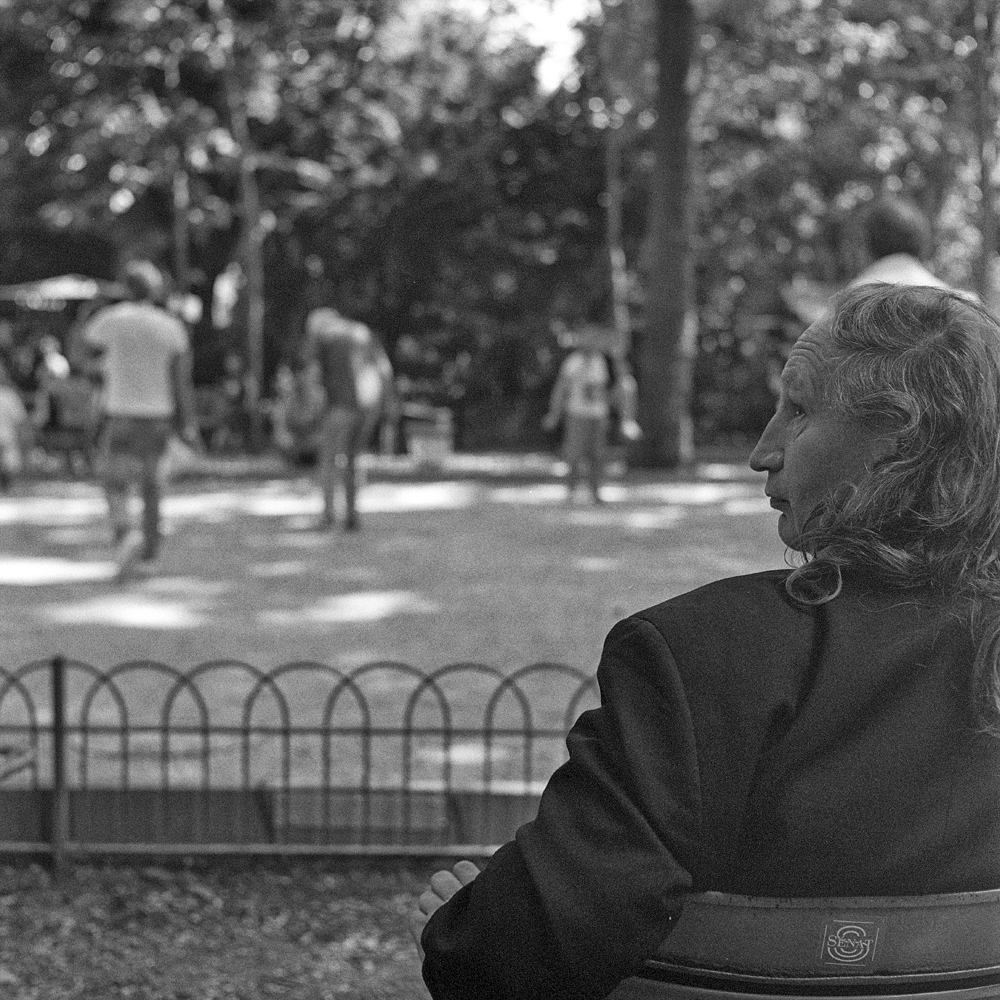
[848,197,950,290]
[81,261,199,577]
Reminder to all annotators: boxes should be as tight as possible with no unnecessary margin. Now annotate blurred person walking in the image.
[266,363,298,455]
[0,361,29,492]
[302,307,398,530]
[78,261,199,579]
[29,334,71,435]
[542,324,638,505]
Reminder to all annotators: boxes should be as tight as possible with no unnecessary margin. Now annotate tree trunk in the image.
[632,0,696,468]
[211,0,265,450]
[171,150,191,295]
[972,0,999,310]
[234,147,265,450]
[606,124,631,356]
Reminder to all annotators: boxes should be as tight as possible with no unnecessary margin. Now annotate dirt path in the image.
[0,465,785,674]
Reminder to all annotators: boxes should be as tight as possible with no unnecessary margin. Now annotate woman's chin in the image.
[776,514,803,550]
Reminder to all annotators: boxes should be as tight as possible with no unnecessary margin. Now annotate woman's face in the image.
[749,319,895,550]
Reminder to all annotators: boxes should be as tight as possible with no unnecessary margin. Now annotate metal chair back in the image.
[609,890,1000,999]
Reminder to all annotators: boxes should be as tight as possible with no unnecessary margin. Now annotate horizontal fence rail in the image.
[0,656,599,859]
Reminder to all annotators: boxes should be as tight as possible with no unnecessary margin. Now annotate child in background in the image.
[542,324,639,504]
[0,362,29,492]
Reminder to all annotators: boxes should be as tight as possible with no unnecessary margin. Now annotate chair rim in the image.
[683,889,1000,911]
[642,957,1000,990]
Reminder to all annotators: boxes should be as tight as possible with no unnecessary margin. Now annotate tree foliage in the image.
[0,0,997,450]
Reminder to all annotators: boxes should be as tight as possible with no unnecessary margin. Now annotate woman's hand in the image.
[409,860,481,960]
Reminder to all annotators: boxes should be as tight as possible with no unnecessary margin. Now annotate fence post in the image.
[51,655,69,881]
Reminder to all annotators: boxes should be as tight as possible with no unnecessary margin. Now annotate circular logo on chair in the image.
[822,920,880,965]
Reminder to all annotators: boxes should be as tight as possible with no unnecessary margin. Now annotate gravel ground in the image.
[0,859,434,999]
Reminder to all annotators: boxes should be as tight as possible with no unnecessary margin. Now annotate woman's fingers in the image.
[418,887,445,916]
[414,859,482,961]
[429,869,464,901]
[428,860,481,903]
[452,860,480,885]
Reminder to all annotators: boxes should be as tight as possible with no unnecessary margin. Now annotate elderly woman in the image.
[410,283,1000,1000]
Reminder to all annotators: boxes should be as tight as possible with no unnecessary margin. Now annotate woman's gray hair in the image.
[787,282,1000,733]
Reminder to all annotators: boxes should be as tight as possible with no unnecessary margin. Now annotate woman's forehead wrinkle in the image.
[782,350,820,396]
[784,329,837,399]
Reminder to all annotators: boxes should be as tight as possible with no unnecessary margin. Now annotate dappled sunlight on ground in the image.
[603,480,761,504]
[261,528,329,547]
[699,462,759,481]
[0,494,104,524]
[248,559,311,578]
[572,556,620,572]
[42,526,105,545]
[490,483,568,505]
[0,556,117,585]
[168,480,481,518]
[490,477,765,512]
[0,464,785,669]
[40,594,206,628]
[565,506,687,530]
[143,576,231,596]
[724,497,773,515]
[259,590,439,627]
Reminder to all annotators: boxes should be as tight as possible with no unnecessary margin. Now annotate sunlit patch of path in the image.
[603,481,761,505]
[0,480,483,529]
[143,576,231,597]
[490,484,568,505]
[488,479,765,510]
[573,557,619,572]
[166,481,480,520]
[565,506,687,530]
[39,594,205,628]
[0,495,105,525]
[0,473,769,533]
[724,497,773,515]
[259,589,438,627]
[43,526,106,545]
[248,560,311,578]
[0,557,117,585]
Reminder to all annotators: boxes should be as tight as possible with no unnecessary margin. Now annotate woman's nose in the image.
[749,420,782,473]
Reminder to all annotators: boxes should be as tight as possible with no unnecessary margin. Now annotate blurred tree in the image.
[312,2,605,447]
[687,0,1000,440]
[0,0,401,390]
[597,0,656,355]
[634,0,697,466]
[2,0,999,453]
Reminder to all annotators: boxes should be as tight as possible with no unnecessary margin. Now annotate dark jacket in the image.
[421,569,1000,1000]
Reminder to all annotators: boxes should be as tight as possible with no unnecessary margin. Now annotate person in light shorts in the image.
[79,261,199,577]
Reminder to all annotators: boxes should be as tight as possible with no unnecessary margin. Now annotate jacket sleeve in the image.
[421,616,703,1000]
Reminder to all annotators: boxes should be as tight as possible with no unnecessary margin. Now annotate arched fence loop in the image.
[0,656,599,859]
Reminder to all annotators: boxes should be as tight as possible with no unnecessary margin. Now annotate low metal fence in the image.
[0,656,599,862]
